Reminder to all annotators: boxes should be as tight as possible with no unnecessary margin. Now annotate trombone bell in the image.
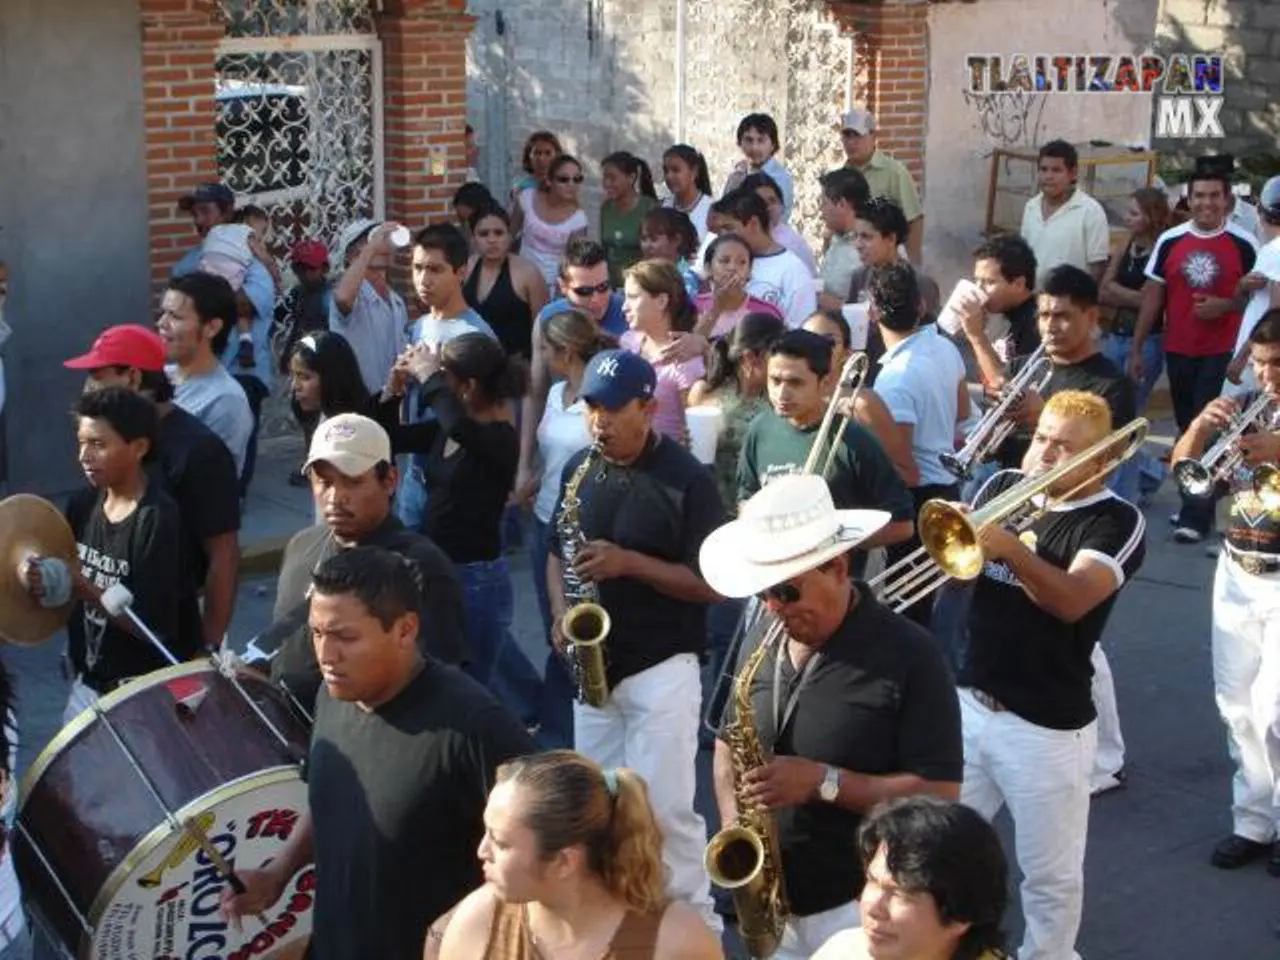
[918,501,985,581]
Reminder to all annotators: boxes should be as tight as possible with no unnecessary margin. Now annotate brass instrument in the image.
[804,352,870,479]
[556,445,611,708]
[941,345,1053,482]
[871,419,1150,611]
[1172,391,1280,500]
[704,617,789,958]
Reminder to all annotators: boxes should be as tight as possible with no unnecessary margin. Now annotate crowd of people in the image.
[0,107,1278,960]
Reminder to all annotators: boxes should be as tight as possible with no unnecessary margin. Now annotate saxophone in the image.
[704,616,789,958]
[555,444,611,708]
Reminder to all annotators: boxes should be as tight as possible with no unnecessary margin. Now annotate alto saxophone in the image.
[555,444,611,708]
[704,617,789,957]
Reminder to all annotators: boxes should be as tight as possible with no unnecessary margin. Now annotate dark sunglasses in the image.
[570,282,612,297]
[556,175,586,184]
[757,581,802,605]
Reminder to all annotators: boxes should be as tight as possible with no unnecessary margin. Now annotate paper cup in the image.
[841,302,871,351]
[388,225,412,249]
[686,405,724,465]
[937,279,986,336]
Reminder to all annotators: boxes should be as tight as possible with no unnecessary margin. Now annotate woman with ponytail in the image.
[600,152,660,288]
[435,751,723,959]
[387,333,543,725]
[661,144,715,241]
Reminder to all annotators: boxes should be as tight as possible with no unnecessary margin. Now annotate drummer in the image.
[222,546,535,960]
[20,387,201,720]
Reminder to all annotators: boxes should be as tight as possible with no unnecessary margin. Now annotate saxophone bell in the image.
[561,602,610,708]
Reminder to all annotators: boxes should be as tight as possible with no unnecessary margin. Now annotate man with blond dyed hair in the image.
[946,389,1146,960]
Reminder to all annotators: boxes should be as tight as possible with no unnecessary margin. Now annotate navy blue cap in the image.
[580,350,657,411]
[178,183,236,211]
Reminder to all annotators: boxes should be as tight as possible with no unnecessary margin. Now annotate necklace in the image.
[672,192,701,214]
[525,905,624,960]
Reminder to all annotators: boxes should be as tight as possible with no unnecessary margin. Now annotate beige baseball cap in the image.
[302,414,392,477]
[838,109,877,135]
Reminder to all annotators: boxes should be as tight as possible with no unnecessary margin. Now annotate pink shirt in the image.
[620,331,704,441]
[693,293,784,340]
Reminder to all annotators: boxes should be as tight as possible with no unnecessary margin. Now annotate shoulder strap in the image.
[607,909,662,957]
[483,902,531,960]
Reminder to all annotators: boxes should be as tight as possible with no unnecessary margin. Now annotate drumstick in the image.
[182,816,271,928]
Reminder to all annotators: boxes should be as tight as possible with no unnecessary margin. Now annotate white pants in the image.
[1091,644,1125,784]
[1211,553,1280,843]
[773,900,860,960]
[574,653,718,930]
[62,678,98,726]
[960,689,1095,960]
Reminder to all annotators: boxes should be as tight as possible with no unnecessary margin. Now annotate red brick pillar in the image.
[830,0,930,198]
[140,0,221,289]
[378,0,476,229]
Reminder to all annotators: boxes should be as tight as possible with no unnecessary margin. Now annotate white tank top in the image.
[519,189,588,287]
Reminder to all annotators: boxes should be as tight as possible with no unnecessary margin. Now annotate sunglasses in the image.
[570,282,612,297]
[757,581,802,605]
[556,175,586,184]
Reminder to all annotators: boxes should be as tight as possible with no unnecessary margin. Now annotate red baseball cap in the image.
[64,325,167,372]
[290,239,330,271]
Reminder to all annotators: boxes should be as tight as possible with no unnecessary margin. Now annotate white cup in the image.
[387,225,412,249]
[937,279,987,336]
[685,405,724,465]
[841,302,871,351]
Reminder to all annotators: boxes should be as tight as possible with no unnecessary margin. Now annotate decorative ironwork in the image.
[681,0,850,250]
[219,0,375,39]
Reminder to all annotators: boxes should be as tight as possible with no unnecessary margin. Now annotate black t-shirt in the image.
[998,352,1136,469]
[154,406,241,586]
[720,585,962,917]
[546,434,726,687]
[415,372,519,563]
[960,470,1146,729]
[65,482,203,691]
[268,516,469,715]
[306,661,535,960]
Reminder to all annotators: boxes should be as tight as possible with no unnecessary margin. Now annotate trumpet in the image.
[941,345,1053,482]
[1172,392,1280,499]
[872,419,1150,611]
[804,352,871,479]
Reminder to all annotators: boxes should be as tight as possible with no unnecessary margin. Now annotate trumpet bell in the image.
[918,500,984,581]
[1172,458,1214,499]
[938,451,972,482]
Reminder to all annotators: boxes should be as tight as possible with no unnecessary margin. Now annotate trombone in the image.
[941,345,1053,482]
[871,418,1150,612]
[1172,392,1280,499]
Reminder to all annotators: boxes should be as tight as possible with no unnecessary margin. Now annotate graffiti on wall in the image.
[962,87,1048,149]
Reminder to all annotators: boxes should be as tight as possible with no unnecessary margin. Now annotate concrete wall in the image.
[0,0,151,495]
[921,0,1161,290]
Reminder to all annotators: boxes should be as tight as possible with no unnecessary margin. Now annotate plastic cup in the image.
[841,302,871,351]
[686,405,724,465]
[937,279,987,336]
[387,225,412,249]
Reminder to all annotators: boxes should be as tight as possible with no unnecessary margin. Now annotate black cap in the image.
[177,183,236,212]
[1194,154,1235,178]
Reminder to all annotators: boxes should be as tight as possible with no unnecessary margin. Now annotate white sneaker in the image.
[1173,526,1203,544]
[1091,769,1128,796]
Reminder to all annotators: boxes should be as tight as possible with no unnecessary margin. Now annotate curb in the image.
[240,537,292,578]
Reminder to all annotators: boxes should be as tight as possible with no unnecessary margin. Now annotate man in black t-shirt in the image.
[65,324,241,648]
[701,472,962,958]
[950,233,1042,389]
[256,414,467,715]
[1171,312,1280,874]
[738,330,914,570]
[954,390,1145,960]
[222,547,535,960]
[546,349,725,932]
[22,389,201,718]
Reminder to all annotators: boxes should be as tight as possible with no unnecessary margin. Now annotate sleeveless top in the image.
[1110,240,1159,337]
[483,903,662,960]
[464,257,535,358]
[518,188,590,287]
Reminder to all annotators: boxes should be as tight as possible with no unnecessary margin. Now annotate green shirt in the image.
[601,195,658,288]
[736,408,914,522]
[849,150,923,222]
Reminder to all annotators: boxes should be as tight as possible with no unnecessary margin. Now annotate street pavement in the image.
[6,425,1279,958]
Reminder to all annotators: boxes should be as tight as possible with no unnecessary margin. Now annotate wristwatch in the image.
[818,765,840,803]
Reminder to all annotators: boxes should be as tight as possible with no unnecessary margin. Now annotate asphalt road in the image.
[4,474,1276,959]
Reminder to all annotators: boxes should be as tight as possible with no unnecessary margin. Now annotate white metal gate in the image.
[215,0,384,251]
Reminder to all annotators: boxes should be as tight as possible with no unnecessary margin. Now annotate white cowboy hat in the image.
[700,473,890,599]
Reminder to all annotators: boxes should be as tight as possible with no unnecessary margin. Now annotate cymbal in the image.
[0,495,77,646]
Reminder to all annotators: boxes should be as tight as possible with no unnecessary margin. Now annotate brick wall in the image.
[830,0,930,198]
[139,0,221,288]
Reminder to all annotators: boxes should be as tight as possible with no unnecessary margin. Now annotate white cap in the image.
[302,414,392,477]
[202,224,255,266]
[837,109,876,135]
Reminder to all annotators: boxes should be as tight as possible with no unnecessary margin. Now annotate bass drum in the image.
[14,661,313,960]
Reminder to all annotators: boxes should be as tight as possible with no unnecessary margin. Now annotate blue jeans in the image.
[395,459,427,530]
[930,581,975,679]
[456,557,543,726]
[529,519,575,748]
[1100,333,1165,504]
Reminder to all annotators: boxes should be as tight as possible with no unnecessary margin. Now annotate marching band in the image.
[0,150,1277,960]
